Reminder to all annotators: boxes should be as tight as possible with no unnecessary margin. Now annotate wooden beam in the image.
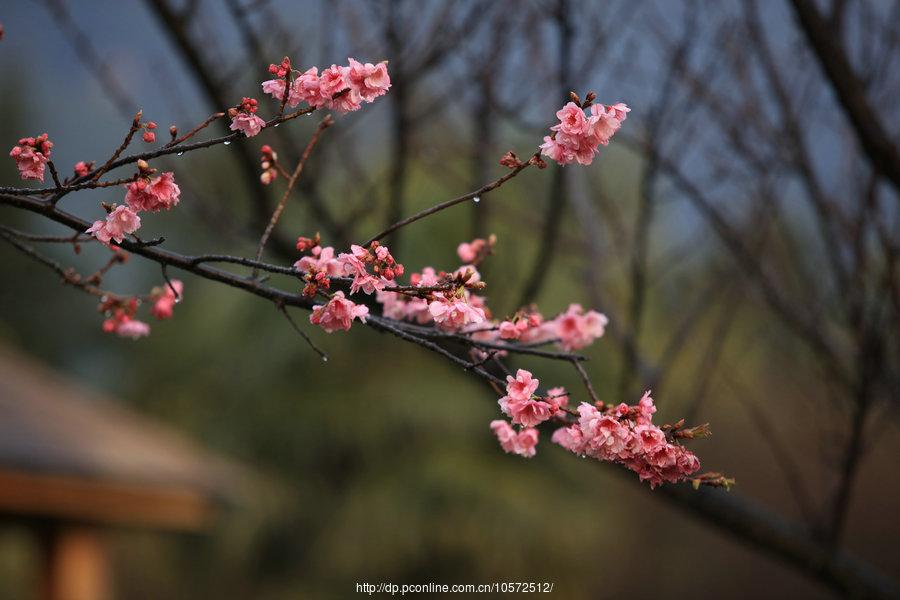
[0,469,216,531]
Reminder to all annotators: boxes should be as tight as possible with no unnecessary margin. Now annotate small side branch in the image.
[252,115,334,277]
[277,303,328,361]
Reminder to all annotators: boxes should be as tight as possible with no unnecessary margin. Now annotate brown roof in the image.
[0,344,246,529]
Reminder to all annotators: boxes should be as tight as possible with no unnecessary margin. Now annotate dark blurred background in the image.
[0,1,898,598]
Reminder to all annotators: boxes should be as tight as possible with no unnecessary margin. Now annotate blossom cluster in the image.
[337,242,404,295]
[262,57,390,114]
[456,235,495,265]
[142,121,158,143]
[229,97,266,138]
[490,370,570,458]
[87,161,181,246]
[309,291,369,333]
[552,391,701,488]
[488,367,702,487]
[9,134,52,181]
[498,369,569,427]
[97,279,183,340]
[540,100,629,166]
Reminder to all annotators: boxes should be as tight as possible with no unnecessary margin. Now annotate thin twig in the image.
[361,153,538,246]
[252,115,333,277]
[92,110,143,182]
[277,303,328,360]
[164,112,226,148]
[573,359,601,404]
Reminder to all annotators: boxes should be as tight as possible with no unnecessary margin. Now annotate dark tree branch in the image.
[789,0,900,195]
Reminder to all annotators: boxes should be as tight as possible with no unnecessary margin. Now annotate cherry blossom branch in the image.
[0,225,91,244]
[164,112,226,148]
[361,152,541,246]
[92,110,143,182]
[252,115,333,277]
[0,107,323,200]
[392,321,588,362]
[0,228,123,301]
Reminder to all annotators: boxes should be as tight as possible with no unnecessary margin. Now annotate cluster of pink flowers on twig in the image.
[98,279,183,340]
[87,160,181,246]
[86,204,142,245]
[490,420,539,458]
[149,279,183,320]
[9,134,52,181]
[552,392,703,488]
[74,160,93,178]
[229,97,266,138]
[141,121,158,143]
[540,95,630,166]
[124,168,181,213]
[490,371,570,458]
[337,242,404,295]
[262,57,390,113]
[310,291,369,333]
[4,61,729,489]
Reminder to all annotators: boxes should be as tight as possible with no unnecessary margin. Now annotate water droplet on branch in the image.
[176,152,184,156]
[473,195,481,203]
[223,141,231,145]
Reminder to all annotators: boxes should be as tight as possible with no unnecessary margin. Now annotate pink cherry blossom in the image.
[456,238,488,264]
[74,161,91,177]
[331,88,362,113]
[540,100,629,166]
[292,67,326,108]
[9,134,52,181]
[230,112,266,137]
[295,245,342,277]
[552,303,608,351]
[102,308,150,340]
[636,390,657,425]
[505,369,539,401]
[125,172,181,212]
[86,205,141,245]
[261,78,287,102]
[551,425,585,453]
[490,420,539,458]
[261,57,389,113]
[546,386,569,413]
[428,295,486,330]
[113,318,151,339]
[346,58,391,102]
[309,291,369,333]
[556,102,590,136]
[150,280,183,320]
[498,320,526,340]
[319,64,348,99]
[499,394,552,428]
[551,391,701,488]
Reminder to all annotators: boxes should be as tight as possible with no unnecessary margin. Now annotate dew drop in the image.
[305,112,312,117]
[223,140,231,145]
[177,151,184,156]
[473,195,481,203]
[174,296,182,304]
[273,123,281,128]
[322,356,328,362]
